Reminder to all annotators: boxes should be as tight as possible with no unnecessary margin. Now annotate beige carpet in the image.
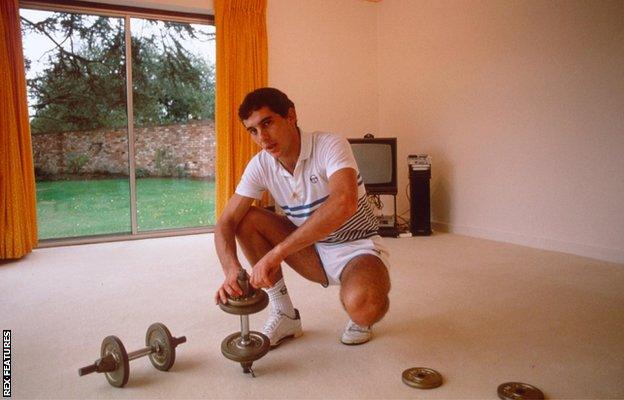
[1,232,623,399]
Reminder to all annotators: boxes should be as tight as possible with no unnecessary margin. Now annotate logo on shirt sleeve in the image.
[309,174,319,184]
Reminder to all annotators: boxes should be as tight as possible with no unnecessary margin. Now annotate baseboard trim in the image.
[432,221,624,264]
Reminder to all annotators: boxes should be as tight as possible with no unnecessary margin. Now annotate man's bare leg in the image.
[235,206,328,285]
[235,206,327,347]
[339,254,390,343]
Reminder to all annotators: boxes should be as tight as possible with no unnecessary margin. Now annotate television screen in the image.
[348,137,397,195]
[351,143,393,184]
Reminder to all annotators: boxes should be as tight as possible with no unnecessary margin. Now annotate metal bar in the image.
[124,16,138,235]
[240,315,251,346]
[127,346,153,361]
[78,364,98,376]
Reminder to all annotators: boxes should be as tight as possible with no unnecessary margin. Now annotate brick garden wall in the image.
[32,121,215,179]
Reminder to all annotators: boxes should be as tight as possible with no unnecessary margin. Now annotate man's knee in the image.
[342,287,389,325]
[340,256,391,325]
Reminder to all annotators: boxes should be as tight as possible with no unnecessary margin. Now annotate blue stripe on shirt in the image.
[279,195,328,212]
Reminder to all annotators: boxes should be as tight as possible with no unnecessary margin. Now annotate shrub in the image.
[154,148,173,176]
[66,153,89,174]
[135,168,150,178]
[173,164,188,178]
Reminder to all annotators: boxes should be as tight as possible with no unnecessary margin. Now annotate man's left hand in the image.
[250,249,283,288]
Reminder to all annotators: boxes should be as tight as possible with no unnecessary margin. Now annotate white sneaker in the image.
[340,319,372,345]
[262,308,303,348]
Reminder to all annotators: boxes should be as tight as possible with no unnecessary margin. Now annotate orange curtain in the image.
[0,0,38,259]
[214,0,268,217]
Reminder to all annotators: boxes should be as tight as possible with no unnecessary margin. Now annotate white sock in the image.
[267,278,296,318]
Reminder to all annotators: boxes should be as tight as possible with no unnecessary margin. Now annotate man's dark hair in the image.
[238,87,295,121]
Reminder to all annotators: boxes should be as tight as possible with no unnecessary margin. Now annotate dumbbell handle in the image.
[78,364,99,376]
[240,315,251,345]
[78,336,186,376]
[127,336,187,361]
[172,336,187,347]
[238,269,251,297]
[78,354,117,376]
[78,364,98,376]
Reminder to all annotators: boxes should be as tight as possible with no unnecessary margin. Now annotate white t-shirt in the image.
[235,130,379,243]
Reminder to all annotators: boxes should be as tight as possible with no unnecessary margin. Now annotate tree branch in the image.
[20,16,94,64]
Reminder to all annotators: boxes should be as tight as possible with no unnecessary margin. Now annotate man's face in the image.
[242,106,298,159]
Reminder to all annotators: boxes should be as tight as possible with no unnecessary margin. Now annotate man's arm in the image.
[250,167,359,288]
[214,194,255,303]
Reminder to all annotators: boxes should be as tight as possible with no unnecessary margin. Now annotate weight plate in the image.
[227,288,268,307]
[497,382,545,400]
[402,367,443,389]
[219,289,269,315]
[221,331,270,363]
[146,322,176,371]
[101,336,129,388]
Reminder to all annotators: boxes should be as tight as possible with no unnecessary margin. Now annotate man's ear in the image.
[287,107,297,124]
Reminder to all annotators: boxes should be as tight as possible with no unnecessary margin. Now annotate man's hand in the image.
[215,269,243,305]
[214,194,255,305]
[250,249,284,289]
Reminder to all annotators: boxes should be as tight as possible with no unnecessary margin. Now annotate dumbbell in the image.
[78,322,186,388]
[219,268,270,377]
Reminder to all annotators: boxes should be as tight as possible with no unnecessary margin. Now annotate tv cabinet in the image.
[371,193,399,238]
[378,225,399,238]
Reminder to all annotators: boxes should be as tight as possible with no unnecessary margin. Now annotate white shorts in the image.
[314,235,390,286]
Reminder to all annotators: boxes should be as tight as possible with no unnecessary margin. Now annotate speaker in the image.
[409,166,432,236]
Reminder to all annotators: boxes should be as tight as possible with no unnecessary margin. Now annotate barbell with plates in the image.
[219,268,270,377]
[78,322,186,388]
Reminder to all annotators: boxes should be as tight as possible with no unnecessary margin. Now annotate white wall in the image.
[267,0,379,138]
[378,0,624,263]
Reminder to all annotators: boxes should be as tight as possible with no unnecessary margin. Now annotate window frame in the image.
[20,0,214,25]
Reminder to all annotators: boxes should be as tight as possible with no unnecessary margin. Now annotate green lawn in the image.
[36,178,215,239]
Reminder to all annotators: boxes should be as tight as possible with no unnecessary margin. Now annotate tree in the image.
[21,12,215,134]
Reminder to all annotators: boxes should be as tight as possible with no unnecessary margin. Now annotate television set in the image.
[348,136,397,195]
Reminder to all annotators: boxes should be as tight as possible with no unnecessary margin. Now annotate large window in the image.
[20,3,215,242]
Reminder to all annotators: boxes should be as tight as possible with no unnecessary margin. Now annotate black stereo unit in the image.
[409,160,432,236]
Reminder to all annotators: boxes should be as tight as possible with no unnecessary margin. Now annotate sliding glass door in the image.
[20,4,215,241]
[130,18,216,232]
[21,9,132,239]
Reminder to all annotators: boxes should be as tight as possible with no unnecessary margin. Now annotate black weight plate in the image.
[497,382,545,400]
[219,289,269,315]
[402,367,443,389]
[221,331,270,363]
[101,336,129,388]
[146,322,175,371]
